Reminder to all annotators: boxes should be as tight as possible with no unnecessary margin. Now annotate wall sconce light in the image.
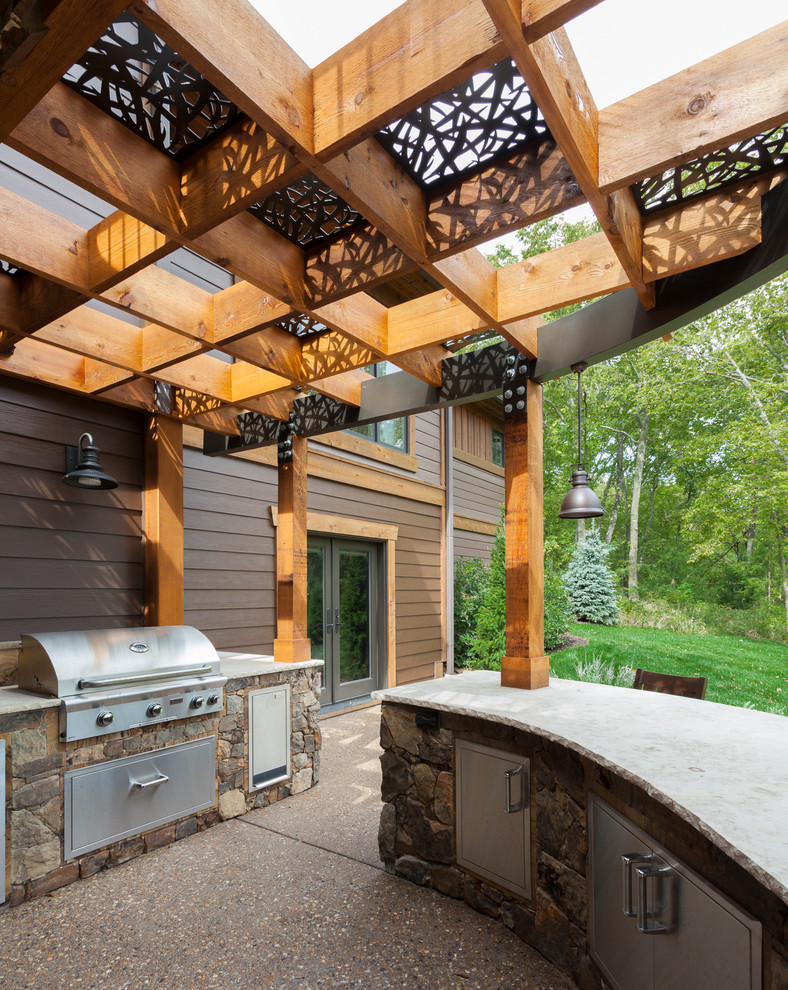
[63,433,119,490]
[558,362,603,520]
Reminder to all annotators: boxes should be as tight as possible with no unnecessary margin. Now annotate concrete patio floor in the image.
[0,705,577,990]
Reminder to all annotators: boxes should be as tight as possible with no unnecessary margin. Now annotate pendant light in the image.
[558,362,603,519]
[63,433,119,490]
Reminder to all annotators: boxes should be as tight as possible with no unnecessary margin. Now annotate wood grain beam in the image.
[482,4,655,309]
[312,0,507,156]
[521,0,603,42]
[144,414,184,625]
[599,20,788,193]
[0,0,128,142]
[274,434,312,662]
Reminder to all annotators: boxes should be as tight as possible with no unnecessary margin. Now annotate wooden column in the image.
[501,379,549,689]
[144,415,184,626]
[273,434,312,662]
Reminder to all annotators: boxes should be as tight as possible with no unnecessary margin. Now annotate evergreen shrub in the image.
[563,530,620,625]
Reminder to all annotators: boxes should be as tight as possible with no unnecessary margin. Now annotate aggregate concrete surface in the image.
[0,704,577,990]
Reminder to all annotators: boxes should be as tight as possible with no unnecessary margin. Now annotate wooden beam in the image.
[0,0,128,142]
[88,213,172,292]
[0,274,21,334]
[0,335,90,391]
[499,317,540,359]
[312,292,389,353]
[9,82,182,233]
[641,177,771,282]
[305,226,413,306]
[521,0,604,41]
[131,0,315,158]
[310,368,374,407]
[388,290,486,353]
[144,415,184,626]
[273,434,312,662]
[482,5,654,308]
[179,116,307,237]
[426,138,583,256]
[599,21,788,193]
[312,0,507,156]
[496,232,629,320]
[501,381,548,689]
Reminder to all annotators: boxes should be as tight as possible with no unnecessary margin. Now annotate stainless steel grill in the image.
[18,625,226,742]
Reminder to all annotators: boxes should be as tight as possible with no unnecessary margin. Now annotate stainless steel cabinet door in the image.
[589,794,761,990]
[589,797,653,990]
[456,739,531,899]
[65,736,216,859]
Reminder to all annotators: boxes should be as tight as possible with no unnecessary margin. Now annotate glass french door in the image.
[306,537,380,706]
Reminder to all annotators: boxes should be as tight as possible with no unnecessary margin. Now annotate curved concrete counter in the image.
[375,671,788,904]
[374,671,788,989]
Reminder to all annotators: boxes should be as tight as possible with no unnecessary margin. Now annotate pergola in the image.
[1,0,786,687]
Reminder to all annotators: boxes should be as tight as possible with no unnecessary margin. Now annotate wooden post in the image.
[501,379,549,689]
[273,434,312,662]
[144,415,184,626]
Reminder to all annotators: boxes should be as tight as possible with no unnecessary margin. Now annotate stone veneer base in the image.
[1,657,322,909]
[375,675,788,990]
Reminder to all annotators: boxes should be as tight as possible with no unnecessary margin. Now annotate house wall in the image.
[182,420,445,688]
[451,404,504,565]
[0,378,145,644]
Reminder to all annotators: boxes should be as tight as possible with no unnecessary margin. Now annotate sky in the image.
[252,0,785,108]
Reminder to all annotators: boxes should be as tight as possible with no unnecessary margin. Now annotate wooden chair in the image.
[633,668,708,700]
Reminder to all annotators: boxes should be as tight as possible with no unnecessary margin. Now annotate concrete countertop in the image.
[374,670,788,905]
[0,685,59,717]
[219,652,324,680]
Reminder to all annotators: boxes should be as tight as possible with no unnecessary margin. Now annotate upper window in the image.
[347,363,408,452]
[492,429,504,468]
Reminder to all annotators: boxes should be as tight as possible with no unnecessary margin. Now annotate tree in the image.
[563,530,620,625]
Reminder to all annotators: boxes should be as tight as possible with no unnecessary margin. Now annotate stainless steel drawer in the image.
[64,736,216,859]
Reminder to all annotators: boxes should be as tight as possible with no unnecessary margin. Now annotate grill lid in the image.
[18,625,221,698]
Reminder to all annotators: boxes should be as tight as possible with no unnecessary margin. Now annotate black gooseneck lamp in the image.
[63,433,119,490]
[558,362,603,520]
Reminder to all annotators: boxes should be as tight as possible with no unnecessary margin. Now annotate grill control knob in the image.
[207,694,220,706]
[191,696,205,709]
[147,703,163,718]
[96,711,114,727]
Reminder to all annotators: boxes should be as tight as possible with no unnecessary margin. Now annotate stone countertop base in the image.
[374,670,788,906]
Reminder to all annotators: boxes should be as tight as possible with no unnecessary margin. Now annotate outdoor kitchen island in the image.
[1,647,322,909]
[374,672,788,990]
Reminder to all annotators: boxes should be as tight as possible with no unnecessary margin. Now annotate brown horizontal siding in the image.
[453,459,503,525]
[0,378,144,641]
[454,528,496,564]
[183,447,277,651]
[414,410,442,486]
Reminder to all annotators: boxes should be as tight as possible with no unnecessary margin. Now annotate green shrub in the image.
[454,557,489,668]
[457,518,571,671]
[563,530,620,625]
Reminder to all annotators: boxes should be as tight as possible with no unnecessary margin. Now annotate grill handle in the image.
[78,664,214,689]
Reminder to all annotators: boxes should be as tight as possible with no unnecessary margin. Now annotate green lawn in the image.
[549,623,788,715]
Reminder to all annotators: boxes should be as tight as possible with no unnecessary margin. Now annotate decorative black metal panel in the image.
[238,413,285,450]
[62,10,243,160]
[633,124,788,215]
[291,395,357,437]
[276,313,330,339]
[376,59,548,188]
[0,260,26,277]
[249,173,364,248]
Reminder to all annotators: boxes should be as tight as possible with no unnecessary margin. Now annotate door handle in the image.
[636,861,676,934]
[326,607,333,633]
[621,853,653,916]
[503,764,525,813]
[130,770,169,790]
[335,606,341,629]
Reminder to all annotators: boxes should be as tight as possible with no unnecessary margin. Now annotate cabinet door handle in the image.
[621,852,653,916]
[504,764,525,813]
[636,862,675,934]
[130,771,169,790]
